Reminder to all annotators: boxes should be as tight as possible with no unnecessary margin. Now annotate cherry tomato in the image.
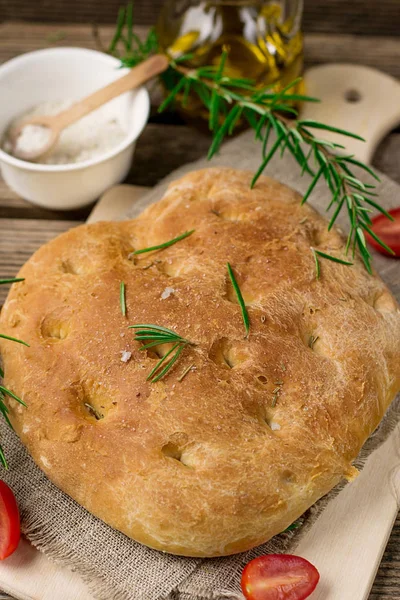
[0,480,20,560]
[241,554,320,600]
[365,207,400,257]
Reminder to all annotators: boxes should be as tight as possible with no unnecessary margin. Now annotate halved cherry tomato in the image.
[241,554,320,600]
[365,207,400,257]
[0,480,20,559]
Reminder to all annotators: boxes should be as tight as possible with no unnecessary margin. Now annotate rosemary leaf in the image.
[227,263,250,338]
[0,445,7,470]
[208,105,241,158]
[301,165,325,205]
[182,80,191,107]
[84,403,104,420]
[158,78,186,113]
[326,186,341,213]
[120,281,126,317]
[139,338,181,350]
[129,323,180,335]
[251,134,284,188]
[0,333,29,347]
[311,248,321,280]
[0,385,26,407]
[299,120,366,141]
[126,2,133,50]
[262,121,272,157]
[133,230,195,255]
[0,403,13,431]
[312,248,354,277]
[284,522,302,532]
[152,344,185,383]
[344,158,381,182]
[363,224,395,256]
[0,278,24,285]
[109,6,126,54]
[362,197,395,221]
[244,108,259,131]
[308,335,319,349]
[328,194,345,230]
[178,363,194,382]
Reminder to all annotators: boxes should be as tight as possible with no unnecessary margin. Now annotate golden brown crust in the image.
[1,168,399,556]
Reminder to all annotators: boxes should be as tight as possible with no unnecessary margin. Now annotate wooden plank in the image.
[1,23,400,80]
[0,218,81,304]
[1,0,399,37]
[304,33,400,82]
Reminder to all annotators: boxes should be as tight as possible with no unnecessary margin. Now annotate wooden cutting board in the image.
[0,64,400,600]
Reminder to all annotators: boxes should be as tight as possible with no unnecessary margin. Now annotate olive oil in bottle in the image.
[156,1,304,121]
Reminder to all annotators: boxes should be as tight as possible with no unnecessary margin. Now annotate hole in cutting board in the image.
[344,89,362,103]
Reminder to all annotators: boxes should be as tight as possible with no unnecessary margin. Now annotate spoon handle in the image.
[54,54,169,130]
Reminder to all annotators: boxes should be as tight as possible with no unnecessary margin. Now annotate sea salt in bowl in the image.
[0,48,150,210]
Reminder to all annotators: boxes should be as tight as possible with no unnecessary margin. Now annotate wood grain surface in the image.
[0,18,399,600]
[0,0,399,37]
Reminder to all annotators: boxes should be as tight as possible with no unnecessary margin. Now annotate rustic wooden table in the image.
[0,20,399,600]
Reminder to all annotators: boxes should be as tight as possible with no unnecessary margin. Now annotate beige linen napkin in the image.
[1,130,399,600]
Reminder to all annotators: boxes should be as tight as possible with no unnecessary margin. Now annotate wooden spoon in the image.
[9,54,169,163]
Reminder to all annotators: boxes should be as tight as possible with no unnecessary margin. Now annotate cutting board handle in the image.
[302,64,400,163]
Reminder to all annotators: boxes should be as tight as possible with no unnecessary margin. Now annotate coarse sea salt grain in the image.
[120,351,132,363]
[13,124,52,156]
[161,286,175,300]
[3,100,127,165]
[270,422,281,431]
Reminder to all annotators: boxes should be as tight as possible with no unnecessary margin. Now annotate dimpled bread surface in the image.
[1,168,399,557]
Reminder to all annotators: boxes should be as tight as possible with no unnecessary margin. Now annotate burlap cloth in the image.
[1,130,400,600]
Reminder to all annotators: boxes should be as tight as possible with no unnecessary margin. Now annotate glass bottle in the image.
[156,1,304,120]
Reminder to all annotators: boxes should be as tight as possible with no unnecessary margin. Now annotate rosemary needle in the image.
[133,230,195,255]
[178,363,194,382]
[0,333,30,347]
[308,335,319,349]
[0,278,24,285]
[227,263,250,338]
[84,403,104,420]
[0,385,26,407]
[120,282,126,317]
[0,446,7,470]
[311,248,353,280]
[283,521,302,533]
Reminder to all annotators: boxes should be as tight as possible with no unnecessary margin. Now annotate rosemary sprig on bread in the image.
[129,324,194,382]
[108,3,393,274]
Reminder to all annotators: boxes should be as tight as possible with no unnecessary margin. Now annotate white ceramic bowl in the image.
[0,48,150,210]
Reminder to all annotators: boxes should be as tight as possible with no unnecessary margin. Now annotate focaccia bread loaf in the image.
[1,168,399,557]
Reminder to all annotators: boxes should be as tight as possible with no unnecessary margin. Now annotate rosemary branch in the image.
[109,4,392,274]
